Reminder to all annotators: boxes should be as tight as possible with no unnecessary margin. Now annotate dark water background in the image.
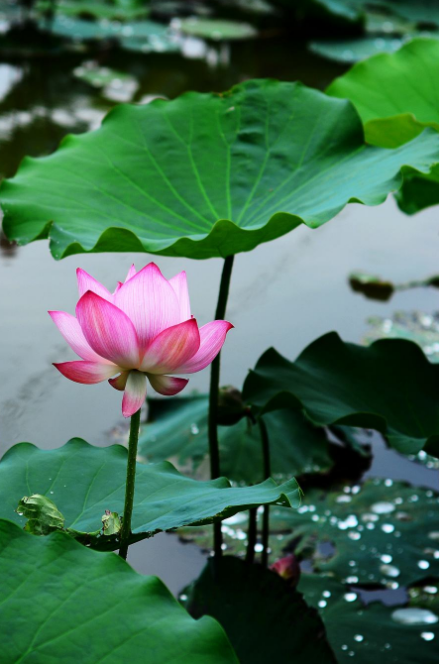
[0,35,438,595]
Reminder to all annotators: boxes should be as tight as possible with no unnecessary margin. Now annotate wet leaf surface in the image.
[0,438,301,551]
[0,519,238,663]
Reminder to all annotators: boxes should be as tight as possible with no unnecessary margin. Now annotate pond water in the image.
[0,35,438,594]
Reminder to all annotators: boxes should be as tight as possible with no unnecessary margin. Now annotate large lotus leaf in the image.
[327,39,439,147]
[139,395,333,483]
[269,478,439,587]
[0,520,237,663]
[0,438,301,551]
[183,556,336,664]
[243,332,439,456]
[300,574,439,663]
[3,80,439,259]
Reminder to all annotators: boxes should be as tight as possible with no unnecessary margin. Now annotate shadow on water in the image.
[0,31,438,591]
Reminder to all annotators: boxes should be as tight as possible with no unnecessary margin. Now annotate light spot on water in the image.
[421,632,435,641]
[418,560,430,570]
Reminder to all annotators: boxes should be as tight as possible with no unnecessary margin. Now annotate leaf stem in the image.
[246,507,257,565]
[208,255,235,559]
[258,416,272,567]
[119,408,141,560]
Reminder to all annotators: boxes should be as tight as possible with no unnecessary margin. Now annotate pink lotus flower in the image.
[50,263,233,418]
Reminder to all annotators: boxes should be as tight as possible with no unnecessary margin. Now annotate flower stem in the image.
[258,416,272,567]
[119,408,141,560]
[208,255,235,558]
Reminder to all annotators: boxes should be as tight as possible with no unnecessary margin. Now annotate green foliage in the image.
[139,396,333,483]
[300,574,439,663]
[184,556,336,663]
[17,493,65,535]
[270,479,439,587]
[243,332,439,456]
[174,17,258,40]
[0,438,301,550]
[327,38,439,147]
[327,39,439,212]
[0,519,238,663]
[3,79,439,258]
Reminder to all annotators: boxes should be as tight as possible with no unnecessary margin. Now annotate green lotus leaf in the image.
[0,438,301,550]
[139,395,333,484]
[300,574,439,663]
[3,79,439,259]
[243,332,439,456]
[184,556,336,664]
[0,519,238,663]
[327,38,439,147]
[270,478,439,587]
[174,17,258,40]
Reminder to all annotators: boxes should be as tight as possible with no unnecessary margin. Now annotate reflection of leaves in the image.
[0,438,301,551]
[364,312,439,363]
[243,332,439,456]
[4,79,439,259]
[300,574,439,664]
[139,395,333,484]
[183,556,336,664]
[0,520,238,663]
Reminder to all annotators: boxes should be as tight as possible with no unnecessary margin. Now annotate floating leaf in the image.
[243,332,439,456]
[37,0,149,20]
[300,574,439,663]
[139,395,333,484]
[183,556,336,664]
[0,438,301,550]
[73,61,139,102]
[3,79,439,258]
[39,15,179,53]
[0,520,238,663]
[270,479,439,587]
[327,38,439,147]
[309,34,411,63]
[364,312,439,362]
[349,271,395,301]
[172,17,258,40]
